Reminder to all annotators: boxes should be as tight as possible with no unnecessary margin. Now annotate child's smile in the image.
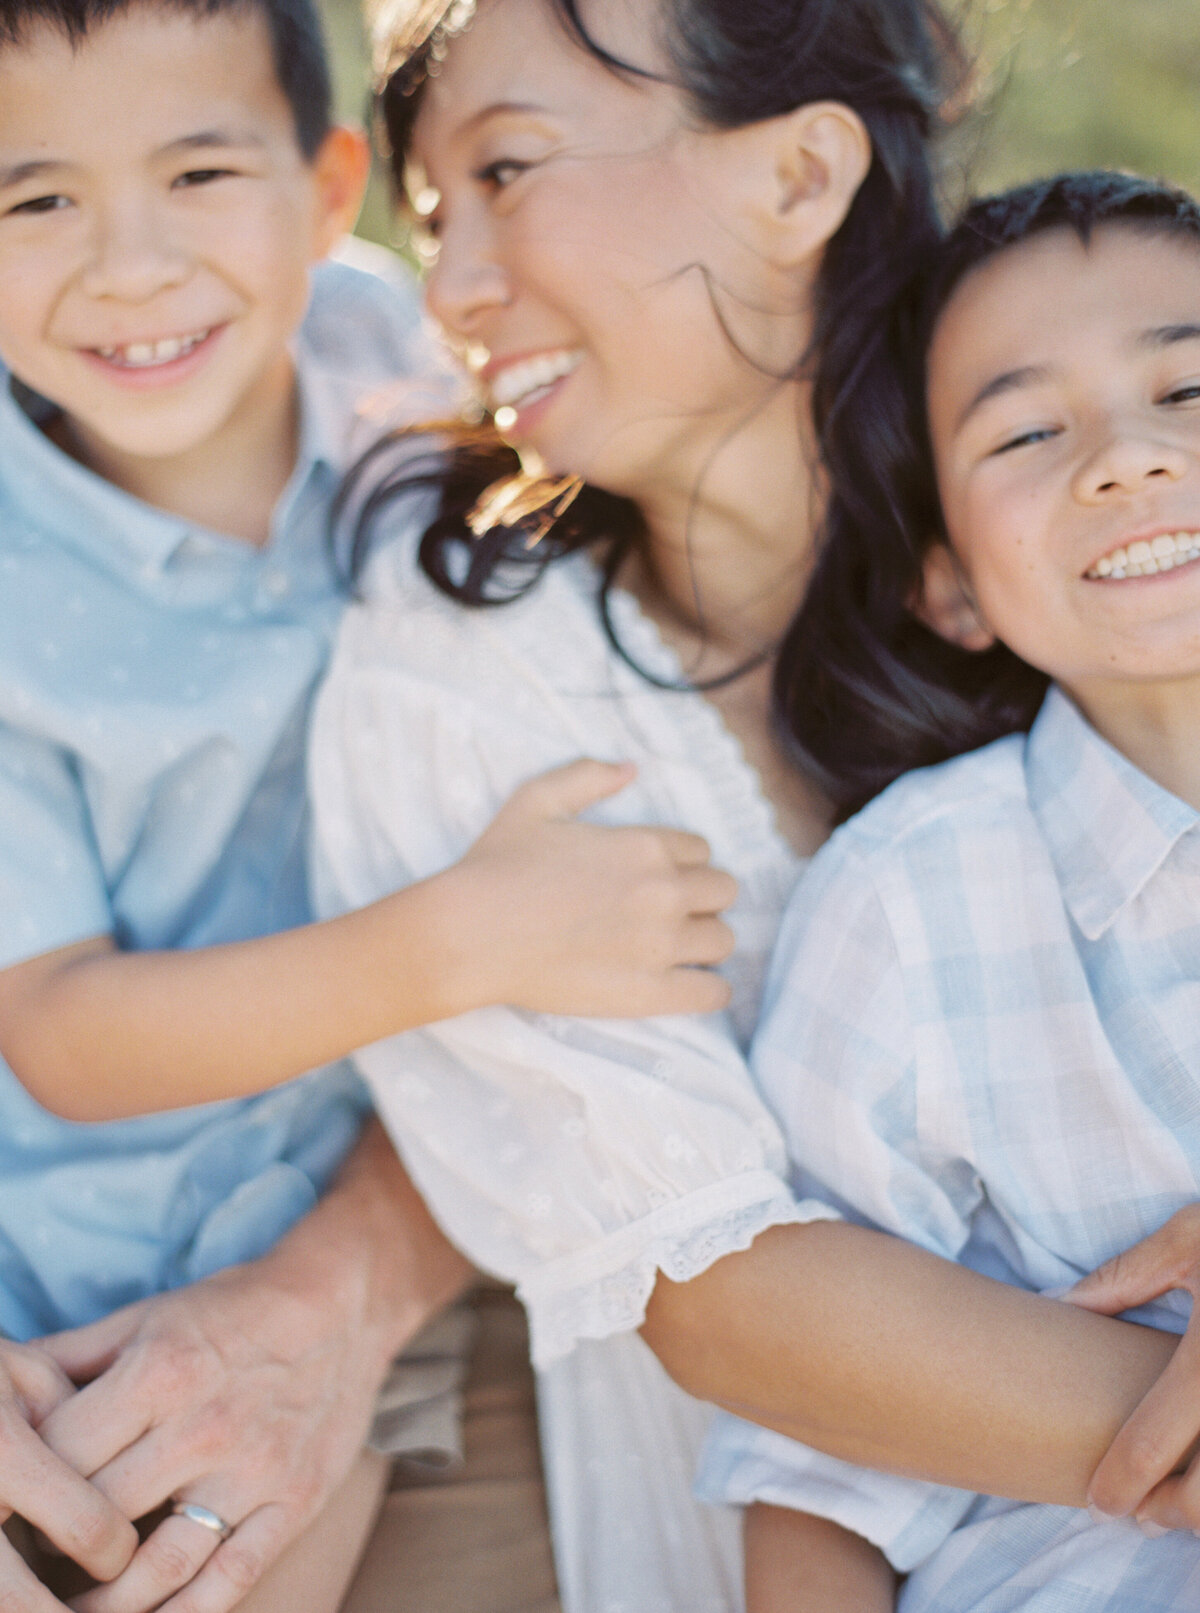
[0,7,358,501]
[926,225,1200,700]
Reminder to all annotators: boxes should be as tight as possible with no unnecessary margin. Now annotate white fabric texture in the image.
[309,535,838,1613]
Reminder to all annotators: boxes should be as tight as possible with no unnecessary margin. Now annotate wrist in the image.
[403,861,509,1020]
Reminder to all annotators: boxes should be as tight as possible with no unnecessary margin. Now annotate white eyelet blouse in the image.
[309,533,839,1613]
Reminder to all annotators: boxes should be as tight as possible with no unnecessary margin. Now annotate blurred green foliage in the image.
[319,0,1200,244]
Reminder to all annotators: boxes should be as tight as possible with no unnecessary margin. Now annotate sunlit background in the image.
[318,0,1200,248]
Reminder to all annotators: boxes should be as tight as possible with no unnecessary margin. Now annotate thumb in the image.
[503,759,637,822]
[36,1302,144,1383]
[1062,1210,1200,1316]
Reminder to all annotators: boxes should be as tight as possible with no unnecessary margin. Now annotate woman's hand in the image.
[1065,1205,1200,1531]
[32,1122,471,1613]
[0,1337,137,1609]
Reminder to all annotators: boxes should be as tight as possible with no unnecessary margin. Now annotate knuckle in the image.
[65,1502,116,1558]
[214,1541,267,1594]
[149,1539,199,1588]
[147,1338,208,1401]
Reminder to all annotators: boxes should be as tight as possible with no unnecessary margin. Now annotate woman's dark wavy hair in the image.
[784,169,1200,819]
[346,0,966,678]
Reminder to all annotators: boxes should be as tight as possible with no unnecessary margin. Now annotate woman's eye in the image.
[474,159,530,191]
[991,426,1059,456]
[7,193,71,217]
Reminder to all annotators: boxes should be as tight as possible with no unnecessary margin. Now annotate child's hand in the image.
[452,759,738,1018]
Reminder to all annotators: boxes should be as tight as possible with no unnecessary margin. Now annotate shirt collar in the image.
[1026,685,1200,941]
[0,336,338,576]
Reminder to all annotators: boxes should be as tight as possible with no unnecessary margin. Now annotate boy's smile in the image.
[927,227,1200,692]
[0,7,363,526]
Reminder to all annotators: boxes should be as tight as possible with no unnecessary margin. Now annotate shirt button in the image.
[263,572,291,598]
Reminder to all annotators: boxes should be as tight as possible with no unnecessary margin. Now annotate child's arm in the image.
[0,760,737,1121]
[745,1505,896,1613]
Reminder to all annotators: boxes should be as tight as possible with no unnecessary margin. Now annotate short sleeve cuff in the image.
[518,1171,841,1368]
[697,1410,977,1573]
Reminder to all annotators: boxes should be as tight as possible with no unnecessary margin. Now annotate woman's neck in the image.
[623,379,820,676]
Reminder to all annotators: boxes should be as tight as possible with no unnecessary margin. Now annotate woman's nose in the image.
[423,212,512,340]
[1074,427,1190,503]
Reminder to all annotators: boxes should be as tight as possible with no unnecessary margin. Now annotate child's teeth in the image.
[99,330,210,367]
[1087,532,1200,579]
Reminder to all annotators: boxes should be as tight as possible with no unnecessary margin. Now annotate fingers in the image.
[1087,1324,1200,1518]
[1064,1207,1200,1316]
[70,1509,233,1613]
[5,1344,77,1428]
[504,759,637,821]
[0,1407,137,1583]
[674,917,736,970]
[37,1307,143,1386]
[651,829,717,870]
[39,1373,153,1493]
[679,866,738,917]
[0,1530,76,1613]
[638,968,733,1018]
[154,1506,290,1613]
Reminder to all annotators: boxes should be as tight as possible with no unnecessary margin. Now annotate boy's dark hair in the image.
[344,0,966,684]
[0,0,333,158]
[780,169,1200,818]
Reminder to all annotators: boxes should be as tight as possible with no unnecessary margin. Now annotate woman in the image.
[311,0,1200,1606]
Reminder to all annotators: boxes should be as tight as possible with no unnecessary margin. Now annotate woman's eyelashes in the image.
[472,157,532,191]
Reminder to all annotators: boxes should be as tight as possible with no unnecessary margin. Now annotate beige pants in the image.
[13,1288,561,1613]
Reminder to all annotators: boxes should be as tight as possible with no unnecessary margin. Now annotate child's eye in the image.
[992,426,1060,456]
[473,159,531,192]
[7,193,71,217]
[172,169,235,189]
[1163,382,1200,406]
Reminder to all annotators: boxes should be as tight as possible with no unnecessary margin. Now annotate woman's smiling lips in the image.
[78,324,227,391]
[1086,528,1200,580]
[484,348,582,432]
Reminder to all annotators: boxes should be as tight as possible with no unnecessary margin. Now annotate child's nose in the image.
[1073,430,1189,503]
[80,198,190,302]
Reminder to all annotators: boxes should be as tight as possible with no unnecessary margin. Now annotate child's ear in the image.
[309,125,373,260]
[914,544,996,652]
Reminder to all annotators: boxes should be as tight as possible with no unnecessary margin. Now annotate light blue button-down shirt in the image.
[699,687,1200,1610]
[0,259,429,1340]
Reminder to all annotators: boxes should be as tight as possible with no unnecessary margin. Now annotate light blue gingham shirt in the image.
[699,686,1200,1611]
[0,259,431,1340]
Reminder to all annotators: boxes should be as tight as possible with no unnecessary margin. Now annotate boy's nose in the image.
[80,199,190,302]
[1074,430,1189,503]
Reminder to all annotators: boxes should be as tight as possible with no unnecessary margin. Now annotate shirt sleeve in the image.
[0,719,111,970]
[307,578,839,1369]
[698,837,983,1570]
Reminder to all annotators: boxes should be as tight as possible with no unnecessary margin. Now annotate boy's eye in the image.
[991,426,1059,456]
[1163,382,1200,406]
[172,168,235,189]
[7,193,71,217]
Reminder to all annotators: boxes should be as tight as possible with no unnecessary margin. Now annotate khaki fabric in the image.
[344,1285,562,1613]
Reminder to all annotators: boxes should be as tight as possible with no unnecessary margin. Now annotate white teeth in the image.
[489,350,581,411]
[96,329,211,368]
[1087,531,1200,579]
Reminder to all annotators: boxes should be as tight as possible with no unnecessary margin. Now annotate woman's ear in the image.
[767,101,873,267]
[915,544,996,651]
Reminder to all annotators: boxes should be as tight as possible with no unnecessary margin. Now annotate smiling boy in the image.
[0,1,744,1608]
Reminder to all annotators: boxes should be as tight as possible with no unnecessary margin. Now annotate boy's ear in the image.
[309,125,373,260]
[752,101,873,269]
[914,544,997,652]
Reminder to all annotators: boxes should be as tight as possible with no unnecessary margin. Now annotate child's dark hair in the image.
[782,169,1200,819]
[0,0,332,158]
[345,0,965,682]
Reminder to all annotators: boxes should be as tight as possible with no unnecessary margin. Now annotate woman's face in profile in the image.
[408,0,814,504]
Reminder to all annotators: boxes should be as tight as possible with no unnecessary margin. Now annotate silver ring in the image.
[171,1502,234,1542]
